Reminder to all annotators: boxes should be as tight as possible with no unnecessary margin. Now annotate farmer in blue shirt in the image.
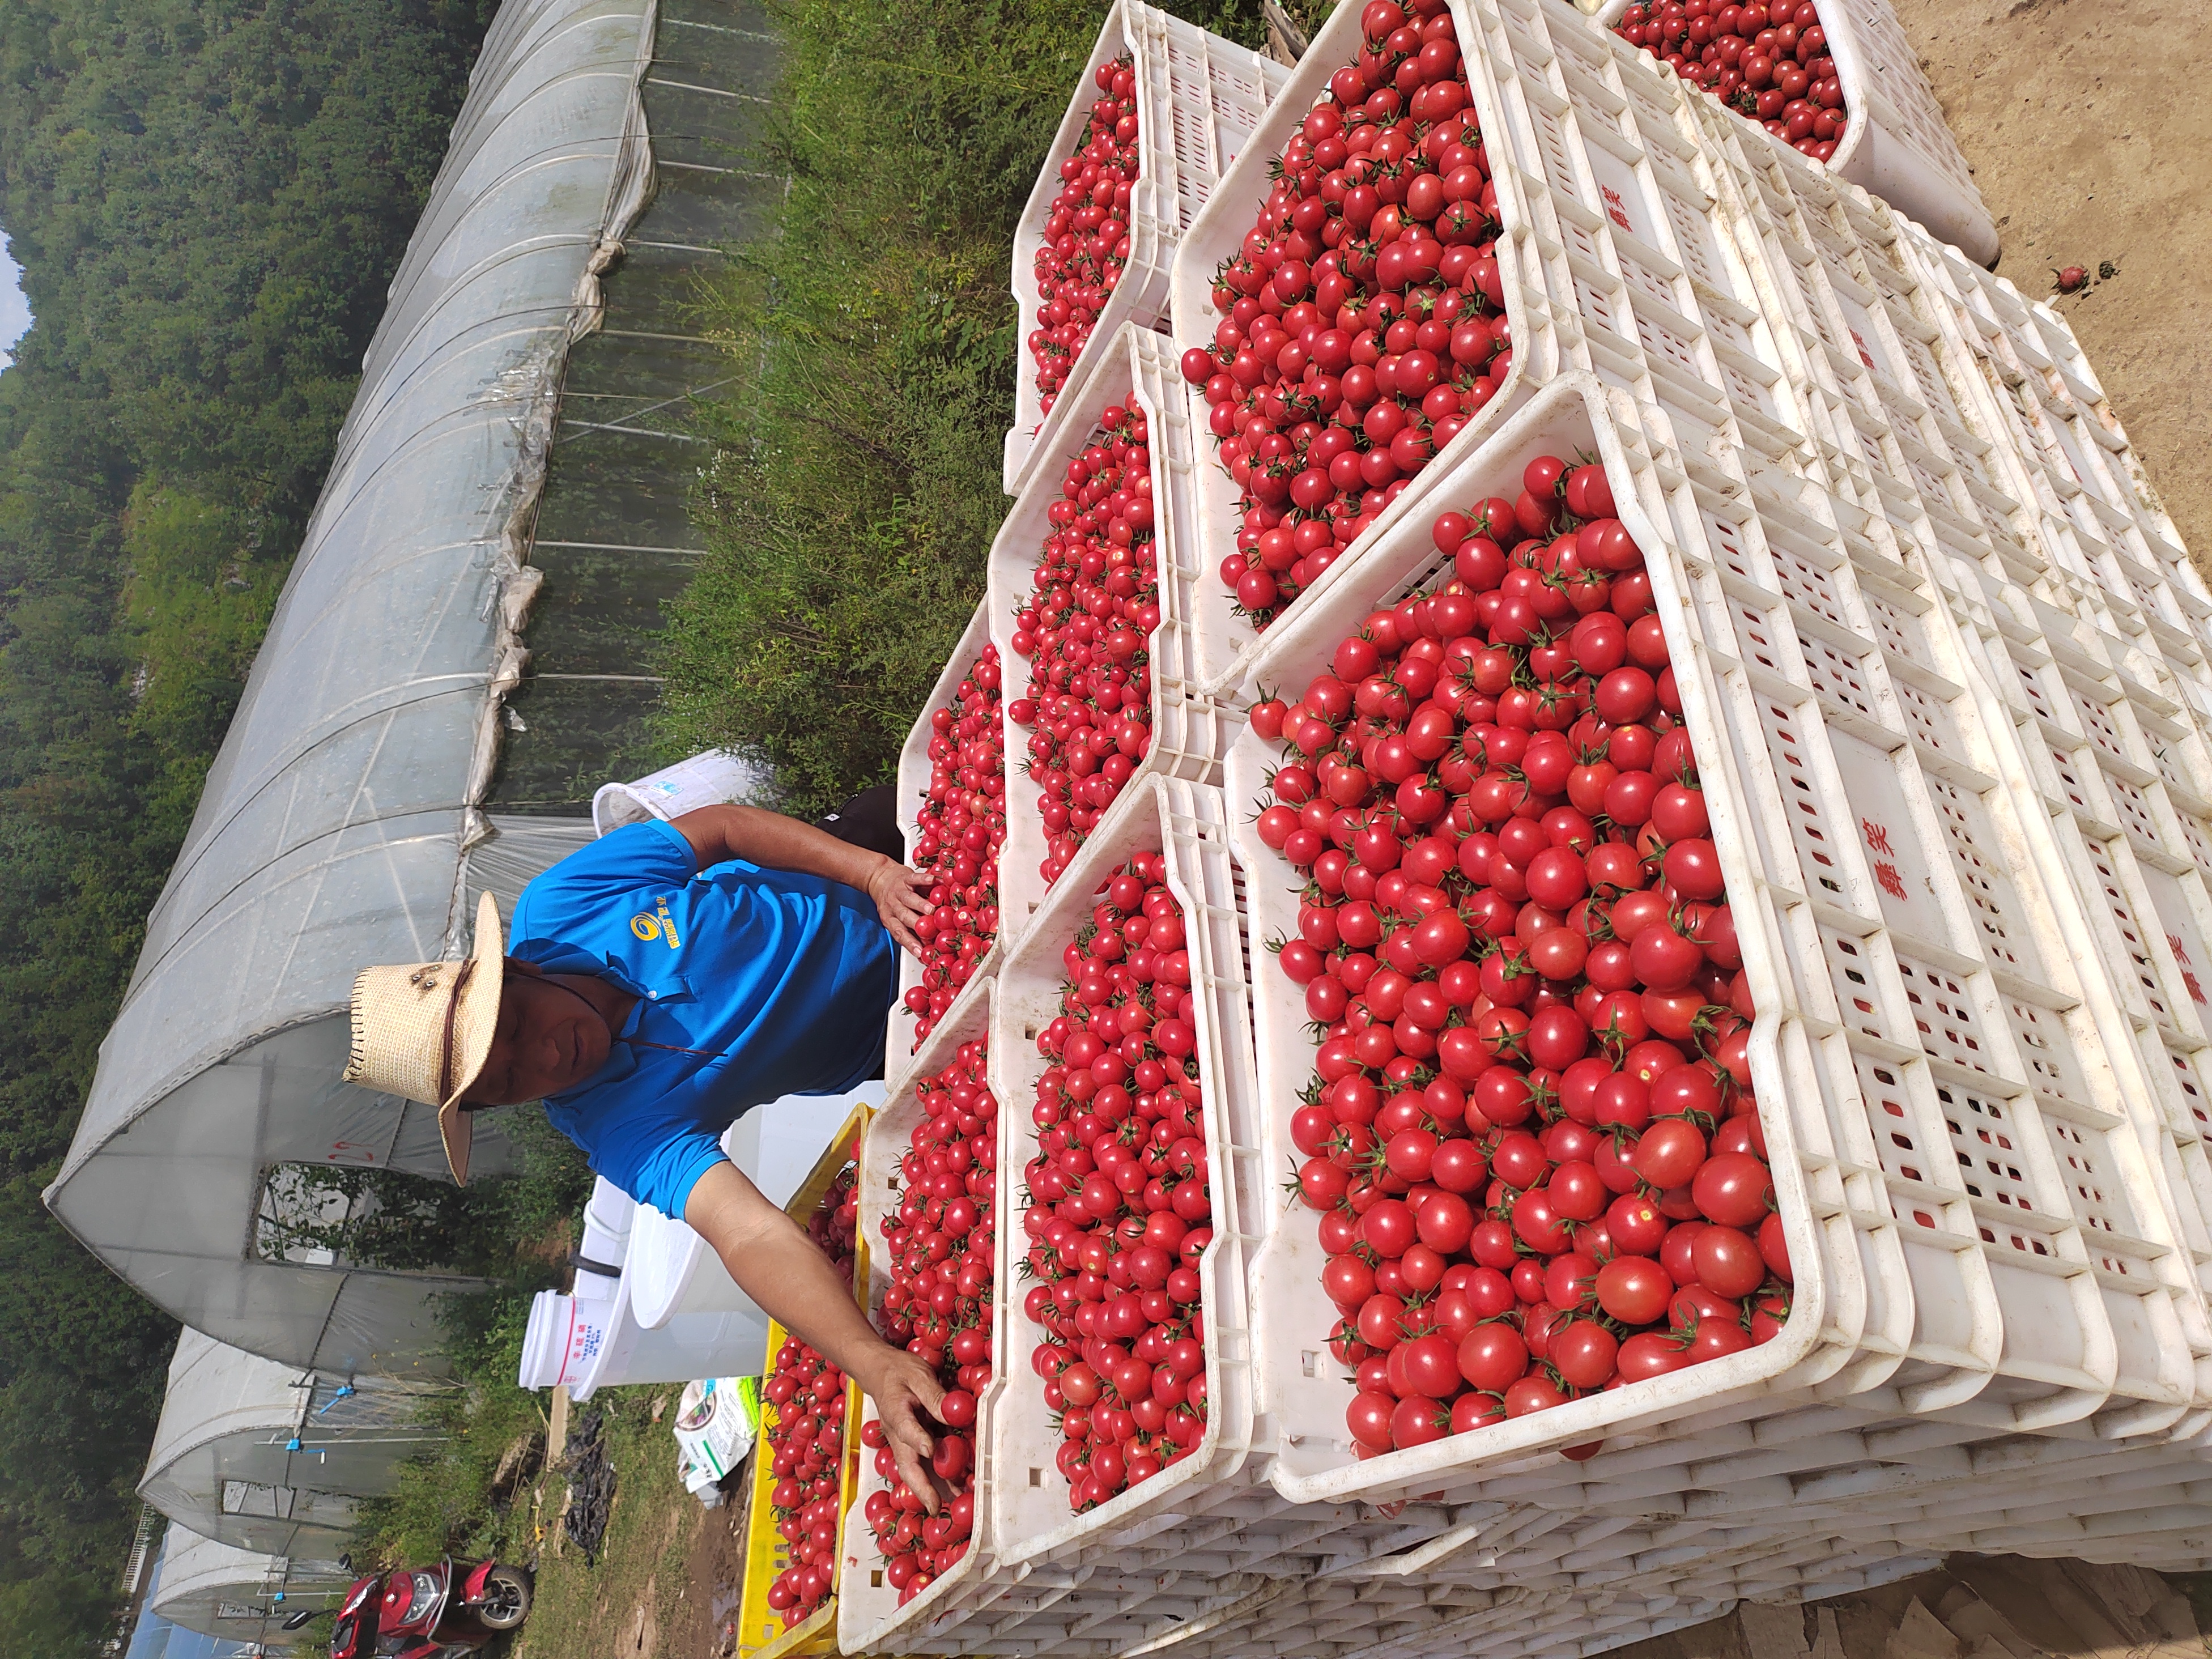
[339,790,947,1503]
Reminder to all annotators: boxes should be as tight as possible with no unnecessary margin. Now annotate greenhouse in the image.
[148,1526,354,1645]
[138,1329,445,1560]
[44,0,772,1375]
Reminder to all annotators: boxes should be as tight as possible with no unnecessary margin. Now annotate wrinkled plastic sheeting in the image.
[46,0,666,1375]
[150,1525,355,1645]
[139,1329,445,1560]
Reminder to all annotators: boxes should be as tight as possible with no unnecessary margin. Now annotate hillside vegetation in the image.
[0,3,497,1650]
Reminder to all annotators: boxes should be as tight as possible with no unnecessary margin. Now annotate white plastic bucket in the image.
[590,750,762,837]
[626,1087,880,1330]
[576,1176,633,1283]
[519,1279,775,1400]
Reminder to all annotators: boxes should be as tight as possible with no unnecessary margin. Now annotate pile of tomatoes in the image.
[1614,0,1848,162]
[1009,403,1160,888]
[1249,456,1788,1461]
[762,1160,860,1628]
[1019,855,1215,1512]
[862,1040,997,1603]
[1030,55,1140,417]
[1180,0,1503,629]
[905,645,1006,1047]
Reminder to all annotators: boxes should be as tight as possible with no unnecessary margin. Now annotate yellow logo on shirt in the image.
[629,899,683,949]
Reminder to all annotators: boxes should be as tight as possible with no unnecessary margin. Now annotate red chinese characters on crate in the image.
[1613,0,1849,162]
[862,1043,997,1603]
[1009,405,1161,886]
[762,1161,861,1628]
[1020,856,1213,1512]
[1030,56,1141,419]
[1248,456,1789,1458]
[907,646,1006,1046]
[1179,0,1503,629]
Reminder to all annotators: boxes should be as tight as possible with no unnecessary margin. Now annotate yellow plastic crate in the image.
[735,1101,870,1659]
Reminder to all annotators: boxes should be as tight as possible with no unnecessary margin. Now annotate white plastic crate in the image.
[1912,558,2212,1317]
[1223,373,2209,1532]
[1593,0,1997,264]
[1670,148,2212,1297]
[1129,1530,1942,1659]
[989,321,1235,945]
[844,983,1012,1656]
[886,595,1003,1096]
[849,988,1219,1658]
[990,777,1301,1589]
[1690,126,2031,551]
[1890,216,2212,665]
[1167,0,1826,704]
[1005,0,1291,496]
[1691,106,2204,684]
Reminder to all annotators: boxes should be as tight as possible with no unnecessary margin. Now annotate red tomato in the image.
[1607,1192,1669,1254]
[1398,1332,1462,1399]
[1550,1321,1620,1390]
[1649,781,1709,840]
[1456,1323,1530,1393]
[1693,1224,1768,1299]
[1347,1389,1397,1451]
[1662,837,1726,901]
[1632,1116,1707,1189]
[1758,1211,1793,1282]
[1547,1159,1608,1223]
[1503,1374,1568,1417]
[1691,1151,1775,1228]
[1595,1256,1672,1325]
[1616,1330,1692,1382]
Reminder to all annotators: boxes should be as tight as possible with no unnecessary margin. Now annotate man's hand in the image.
[856,1345,951,1512]
[683,1164,953,1508]
[866,858,935,956]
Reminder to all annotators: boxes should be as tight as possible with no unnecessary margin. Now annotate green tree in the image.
[0,3,501,1649]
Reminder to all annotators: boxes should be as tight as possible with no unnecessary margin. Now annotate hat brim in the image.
[436,890,506,1186]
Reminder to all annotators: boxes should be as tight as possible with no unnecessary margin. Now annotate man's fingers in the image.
[892,1439,940,1515]
[882,1394,943,1515]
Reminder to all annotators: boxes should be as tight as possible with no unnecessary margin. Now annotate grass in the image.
[503,1389,713,1659]
[331,1114,594,1576]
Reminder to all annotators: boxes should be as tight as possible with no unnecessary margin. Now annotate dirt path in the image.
[1910,0,2212,561]
[506,1387,750,1659]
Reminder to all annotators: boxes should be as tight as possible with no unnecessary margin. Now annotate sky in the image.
[0,231,31,370]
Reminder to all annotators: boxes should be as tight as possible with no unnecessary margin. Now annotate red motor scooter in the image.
[284,1552,532,1656]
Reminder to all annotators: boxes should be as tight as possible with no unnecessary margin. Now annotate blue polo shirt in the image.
[507,819,895,1216]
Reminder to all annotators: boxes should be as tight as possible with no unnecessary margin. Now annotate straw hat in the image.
[342,890,505,1186]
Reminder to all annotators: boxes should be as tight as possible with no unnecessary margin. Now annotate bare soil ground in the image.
[1910,0,2212,561]
[506,1386,750,1659]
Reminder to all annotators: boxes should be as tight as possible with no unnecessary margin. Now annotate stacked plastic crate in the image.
[1147,0,2212,1641]
[1003,1,1292,494]
[844,0,2212,1652]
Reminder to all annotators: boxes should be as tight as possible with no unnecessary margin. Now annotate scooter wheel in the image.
[477,1567,533,1630]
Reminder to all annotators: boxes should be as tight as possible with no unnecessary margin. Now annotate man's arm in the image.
[667,804,930,954]
[683,1160,949,1509]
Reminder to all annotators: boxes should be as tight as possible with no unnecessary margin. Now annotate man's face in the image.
[463,972,613,1105]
